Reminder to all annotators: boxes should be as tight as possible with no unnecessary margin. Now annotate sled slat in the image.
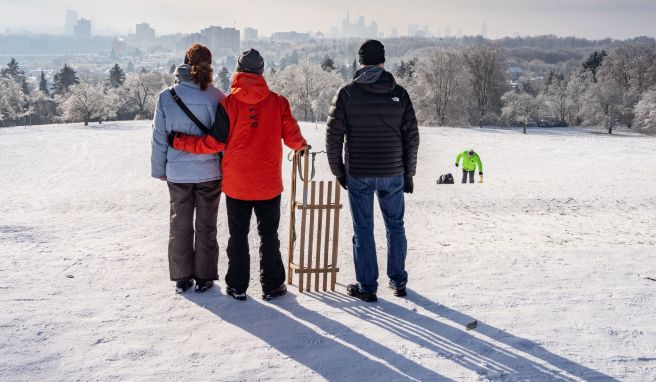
[331,180,341,291]
[323,181,333,292]
[306,181,316,291]
[287,153,298,285]
[314,182,324,292]
[297,152,310,293]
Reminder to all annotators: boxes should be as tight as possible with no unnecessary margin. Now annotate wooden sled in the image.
[287,150,342,292]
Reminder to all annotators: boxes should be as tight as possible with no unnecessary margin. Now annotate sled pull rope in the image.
[287,150,326,182]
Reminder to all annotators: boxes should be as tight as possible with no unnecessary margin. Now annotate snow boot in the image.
[175,279,194,293]
[346,283,378,302]
[262,284,287,301]
[226,286,247,301]
[194,279,214,293]
[388,281,407,297]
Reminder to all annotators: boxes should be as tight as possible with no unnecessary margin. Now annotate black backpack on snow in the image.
[437,173,455,184]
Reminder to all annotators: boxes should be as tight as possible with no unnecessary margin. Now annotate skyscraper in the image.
[136,23,156,41]
[74,18,91,38]
[65,9,77,35]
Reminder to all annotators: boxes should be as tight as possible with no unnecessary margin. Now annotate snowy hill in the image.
[1,121,655,381]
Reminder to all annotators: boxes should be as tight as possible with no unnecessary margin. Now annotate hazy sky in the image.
[1,0,655,39]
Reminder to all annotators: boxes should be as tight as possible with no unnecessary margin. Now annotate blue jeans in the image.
[347,175,408,293]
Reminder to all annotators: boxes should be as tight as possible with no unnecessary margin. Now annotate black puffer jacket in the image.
[326,67,419,178]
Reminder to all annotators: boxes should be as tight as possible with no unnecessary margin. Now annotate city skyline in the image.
[1,0,655,40]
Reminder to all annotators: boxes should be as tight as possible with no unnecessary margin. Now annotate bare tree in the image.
[270,62,343,122]
[121,72,171,119]
[411,50,464,126]
[540,75,570,125]
[462,42,508,126]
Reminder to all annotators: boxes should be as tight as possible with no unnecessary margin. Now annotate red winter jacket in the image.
[172,72,307,201]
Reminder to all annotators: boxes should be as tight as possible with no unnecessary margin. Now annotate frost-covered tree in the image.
[411,50,464,126]
[463,43,507,125]
[0,77,29,125]
[501,90,540,134]
[270,62,342,122]
[39,71,50,96]
[120,72,171,119]
[29,91,57,125]
[581,50,607,83]
[565,72,592,126]
[58,83,119,126]
[633,90,656,135]
[216,67,231,94]
[52,64,79,96]
[107,63,126,88]
[540,73,570,125]
[1,58,29,95]
[320,56,336,72]
[580,81,629,134]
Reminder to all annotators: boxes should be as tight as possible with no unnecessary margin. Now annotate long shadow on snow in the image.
[309,291,619,381]
[185,291,451,381]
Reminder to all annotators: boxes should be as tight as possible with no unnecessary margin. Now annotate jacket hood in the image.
[352,66,397,94]
[230,72,270,104]
[174,64,195,84]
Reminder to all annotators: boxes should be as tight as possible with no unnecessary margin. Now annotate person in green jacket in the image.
[455,149,483,184]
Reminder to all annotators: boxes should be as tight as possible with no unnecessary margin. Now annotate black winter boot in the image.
[262,284,287,301]
[388,281,407,297]
[195,279,214,293]
[175,279,194,293]
[226,286,247,301]
[346,283,378,302]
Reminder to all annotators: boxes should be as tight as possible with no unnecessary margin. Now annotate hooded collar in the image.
[230,72,270,104]
[174,64,195,85]
[352,66,397,94]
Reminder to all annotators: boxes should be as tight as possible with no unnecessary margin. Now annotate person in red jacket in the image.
[169,49,309,301]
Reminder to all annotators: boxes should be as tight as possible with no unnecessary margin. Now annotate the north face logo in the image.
[391,97,400,102]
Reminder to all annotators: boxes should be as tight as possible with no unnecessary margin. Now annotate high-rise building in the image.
[243,27,258,41]
[271,31,311,43]
[74,18,91,38]
[65,9,77,35]
[390,27,399,38]
[340,13,378,38]
[136,23,155,41]
[200,26,240,54]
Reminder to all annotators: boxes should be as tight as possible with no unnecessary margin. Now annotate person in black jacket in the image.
[326,40,420,302]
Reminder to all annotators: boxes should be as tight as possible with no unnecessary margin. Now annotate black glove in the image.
[455,163,459,167]
[404,175,414,194]
[337,174,348,190]
[167,132,177,147]
[479,172,483,176]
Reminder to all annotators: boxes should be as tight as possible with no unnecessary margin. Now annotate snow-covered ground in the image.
[1,121,654,381]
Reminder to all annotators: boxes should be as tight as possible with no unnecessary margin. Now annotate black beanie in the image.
[358,40,385,66]
[237,48,265,74]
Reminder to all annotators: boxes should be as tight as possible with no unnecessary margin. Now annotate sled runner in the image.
[287,150,342,292]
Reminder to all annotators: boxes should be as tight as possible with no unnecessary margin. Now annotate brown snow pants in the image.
[167,180,221,281]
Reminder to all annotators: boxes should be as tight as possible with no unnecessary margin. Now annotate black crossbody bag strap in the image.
[168,88,211,135]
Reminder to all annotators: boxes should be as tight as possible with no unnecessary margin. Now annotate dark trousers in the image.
[462,170,475,184]
[225,195,285,293]
[167,180,221,281]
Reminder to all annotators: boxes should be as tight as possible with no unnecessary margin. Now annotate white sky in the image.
[1,0,655,39]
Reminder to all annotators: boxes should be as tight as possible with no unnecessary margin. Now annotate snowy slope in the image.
[0,121,654,381]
